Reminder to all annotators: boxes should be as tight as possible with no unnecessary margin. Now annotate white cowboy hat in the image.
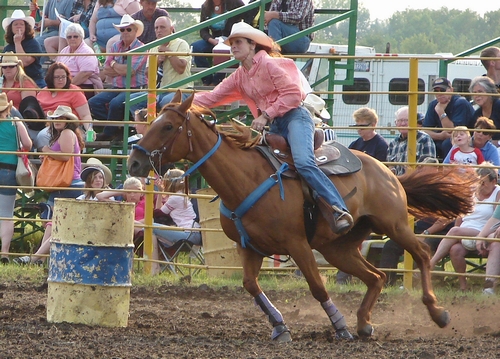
[0,93,13,112]
[224,22,273,50]
[113,14,144,38]
[2,9,35,32]
[0,52,22,67]
[47,105,79,121]
[81,158,113,185]
[303,94,330,120]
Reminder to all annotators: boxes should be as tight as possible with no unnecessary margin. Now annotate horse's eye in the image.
[163,123,173,131]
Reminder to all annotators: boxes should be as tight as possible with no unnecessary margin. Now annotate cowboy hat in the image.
[47,105,79,121]
[19,96,46,131]
[0,93,13,112]
[2,9,35,32]
[81,158,112,185]
[113,14,144,38]
[224,22,273,50]
[303,94,330,120]
[0,52,22,67]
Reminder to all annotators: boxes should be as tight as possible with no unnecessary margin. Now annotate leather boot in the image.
[317,197,353,235]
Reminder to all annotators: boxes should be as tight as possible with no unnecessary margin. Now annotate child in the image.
[77,164,112,200]
[447,126,485,165]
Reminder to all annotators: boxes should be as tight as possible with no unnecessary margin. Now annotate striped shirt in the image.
[269,0,315,39]
[387,131,436,176]
[106,38,148,89]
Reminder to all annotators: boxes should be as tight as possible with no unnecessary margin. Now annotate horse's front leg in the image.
[237,245,292,342]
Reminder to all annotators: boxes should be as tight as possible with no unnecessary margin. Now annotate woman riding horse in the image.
[193,22,353,235]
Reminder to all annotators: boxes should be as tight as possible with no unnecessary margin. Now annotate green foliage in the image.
[159,0,200,46]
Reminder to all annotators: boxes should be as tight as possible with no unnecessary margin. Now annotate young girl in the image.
[153,169,202,247]
[77,166,111,200]
[447,126,485,165]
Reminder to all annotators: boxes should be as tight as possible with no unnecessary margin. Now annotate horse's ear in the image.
[178,92,194,114]
[171,90,182,104]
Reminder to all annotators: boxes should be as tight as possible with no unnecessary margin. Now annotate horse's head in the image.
[128,90,201,177]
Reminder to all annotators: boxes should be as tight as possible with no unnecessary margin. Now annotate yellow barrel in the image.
[46,199,135,327]
[197,188,241,277]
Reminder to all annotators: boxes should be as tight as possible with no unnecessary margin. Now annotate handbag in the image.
[36,155,75,191]
[13,121,36,187]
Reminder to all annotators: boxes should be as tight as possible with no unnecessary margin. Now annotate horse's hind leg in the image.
[237,245,292,342]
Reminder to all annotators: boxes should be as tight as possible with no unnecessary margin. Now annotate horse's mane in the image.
[217,122,262,149]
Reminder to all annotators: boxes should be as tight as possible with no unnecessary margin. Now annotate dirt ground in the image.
[1,277,500,359]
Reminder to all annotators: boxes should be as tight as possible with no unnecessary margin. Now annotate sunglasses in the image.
[120,27,133,32]
[1,65,16,69]
[433,88,448,92]
[53,75,67,80]
[66,35,79,39]
[474,129,491,136]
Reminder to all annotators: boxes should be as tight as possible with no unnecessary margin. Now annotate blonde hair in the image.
[451,126,471,145]
[123,177,143,190]
[163,168,185,193]
[353,107,378,125]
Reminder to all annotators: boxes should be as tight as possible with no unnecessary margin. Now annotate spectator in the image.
[87,0,141,53]
[34,62,93,149]
[77,158,112,200]
[429,164,500,291]
[445,126,484,165]
[191,0,247,86]
[132,0,169,44]
[153,168,202,247]
[0,52,38,112]
[89,15,147,142]
[480,46,500,90]
[265,0,314,54]
[475,206,500,295]
[442,117,500,166]
[14,105,85,265]
[194,22,353,234]
[348,107,387,162]
[422,77,475,159]
[0,93,32,264]
[387,106,436,176]
[469,76,500,145]
[56,23,103,100]
[130,16,193,114]
[2,9,46,88]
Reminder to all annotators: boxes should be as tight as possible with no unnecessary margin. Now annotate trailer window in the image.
[452,78,472,101]
[388,78,425,105]
[342,78,370,105]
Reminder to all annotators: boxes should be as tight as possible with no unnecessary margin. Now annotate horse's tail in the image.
[398,166,478,220]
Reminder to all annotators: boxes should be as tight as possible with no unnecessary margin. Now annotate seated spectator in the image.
[128,108,148,144]
[387,106,436,175]
[132,0,169,44]
[429,164,500,291]
[56,23,103,100]
[445,126,484,165]
[475,206,500,295]
[191,0,247,86]
[2,9,46,88]
[86,0,141,53]
[89,15,147,141]
[153,168,202,247]
[14,105,84,265]
[265,0,314,54]
[0,52,38,113]
[422,77,475,159]
[348,107,387,162]
[442,117,500,166]
[77,157,113,200]
[130,16,193,115]
[469,76,500,145]
[0,93,32,264]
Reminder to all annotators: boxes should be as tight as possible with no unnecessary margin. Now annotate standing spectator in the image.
[89,15,147,141]
[56,23,102,100]
[265,0,314,54]
[0,52,38,111]
[469,76,500,145]
[191,0,247,86]
[348,107,387,162]
[2,9,46,88]
[387,106,436,176]
[0,94,32,264]
[422,77,475,158]
[130,16,193,114]
[132,0,169,44]
[480,46,500,90]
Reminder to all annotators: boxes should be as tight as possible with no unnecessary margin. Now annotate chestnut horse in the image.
[128,92,476,341]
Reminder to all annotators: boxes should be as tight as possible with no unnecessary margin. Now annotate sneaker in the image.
[13,256,31,265]
[0,257,9,264]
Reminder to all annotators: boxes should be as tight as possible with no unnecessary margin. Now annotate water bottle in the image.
[86,124,95,142]
[0,75,3,92]
[93,43,105,66]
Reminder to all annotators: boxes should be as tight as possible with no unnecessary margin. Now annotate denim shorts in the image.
[0,168,18,196]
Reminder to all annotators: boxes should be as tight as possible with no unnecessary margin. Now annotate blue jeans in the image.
[47,180,84,213]
[0,168,17,196]
[191,39,225,85]
[269,106,347,211]
[267,19,311,54]
[129,91,190,116]
[88,91,128,136]
[153,223,202,246]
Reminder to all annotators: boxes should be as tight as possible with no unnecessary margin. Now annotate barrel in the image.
[46,199,135,327]
[197,187,241,277]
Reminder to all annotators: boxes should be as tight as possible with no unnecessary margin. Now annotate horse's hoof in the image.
[335,328,354,340]
[436,310,451,328]
[357,324,374,338]
[271,324,292,342]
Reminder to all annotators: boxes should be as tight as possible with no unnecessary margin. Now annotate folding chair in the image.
[157,236,204,276]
